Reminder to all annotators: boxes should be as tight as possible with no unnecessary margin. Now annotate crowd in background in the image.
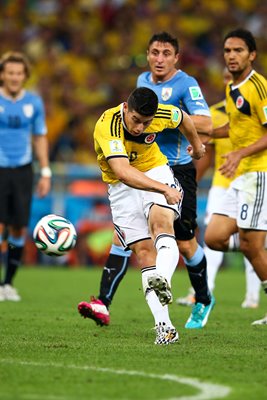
[0,0,266,164]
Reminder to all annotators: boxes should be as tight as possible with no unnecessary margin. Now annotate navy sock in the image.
[4,244,24,285]
[184,246,211,305]
[98,245,131,308]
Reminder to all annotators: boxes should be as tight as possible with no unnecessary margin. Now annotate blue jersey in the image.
[137,70,210,165]
[0,90,47,167]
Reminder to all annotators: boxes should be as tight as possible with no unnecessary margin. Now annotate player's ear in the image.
[249,50,256,63]
[123,102,128,113]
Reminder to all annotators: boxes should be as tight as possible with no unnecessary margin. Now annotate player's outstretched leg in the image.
[78,297,110,326]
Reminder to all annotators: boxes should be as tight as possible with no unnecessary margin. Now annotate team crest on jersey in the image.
[189,86,203,100]
[144,133,156,144]
[161,88,172,101]
[263,106,267,119]
[23,104,34,118]
[236,96,244,109]
[109,140,123,153]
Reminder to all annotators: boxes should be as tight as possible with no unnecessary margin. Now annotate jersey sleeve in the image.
[32,95,47,135]
[155,104,184,131]
[257,96,267,126]
[181,76,211,117]
[136,72,148,88]
[94,113,128,160]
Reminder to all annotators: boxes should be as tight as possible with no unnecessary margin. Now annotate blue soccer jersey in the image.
[0,90,47,167]
[137,70,210,165]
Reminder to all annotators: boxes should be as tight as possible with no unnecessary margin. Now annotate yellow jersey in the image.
[94,103,183,183]
[226,70,267,175]
[210,100,232,188]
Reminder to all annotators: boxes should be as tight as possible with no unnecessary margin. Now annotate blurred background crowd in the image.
[1,0,266,165]
[1,0,266,266]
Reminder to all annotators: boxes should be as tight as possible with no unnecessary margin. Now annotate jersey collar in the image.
[231,69,255,90]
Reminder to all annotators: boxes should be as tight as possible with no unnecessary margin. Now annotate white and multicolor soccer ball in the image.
[33,214,77,256]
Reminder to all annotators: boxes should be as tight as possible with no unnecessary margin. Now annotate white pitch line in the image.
[0,359,231,400]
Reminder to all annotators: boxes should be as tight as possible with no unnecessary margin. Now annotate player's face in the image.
[123,103,154,136]
[147,41,179,82]
[1,62,27,97]
[223,37,256,82]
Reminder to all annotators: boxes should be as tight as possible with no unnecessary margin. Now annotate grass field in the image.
[0,264,266,400]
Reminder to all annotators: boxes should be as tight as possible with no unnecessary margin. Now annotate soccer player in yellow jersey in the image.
[177,69,261,308]
[205,29,267,325]
[79,87,206,344]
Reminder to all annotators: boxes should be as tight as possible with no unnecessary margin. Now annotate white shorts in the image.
[204,186,227,225]
[108,164,183,247]
[213,172,267,230]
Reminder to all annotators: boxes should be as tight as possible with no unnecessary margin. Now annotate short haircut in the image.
[148,31,179,54]
[127,87,158,116]
[223,29,257,52]
[0,51,31,78]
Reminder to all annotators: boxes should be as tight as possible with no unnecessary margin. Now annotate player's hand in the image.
[219,150,242,178]
[163,186,183,205]
[187,143,206,159]
[36,176,51,198]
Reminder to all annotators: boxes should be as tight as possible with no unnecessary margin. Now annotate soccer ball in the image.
[33,214,77,256]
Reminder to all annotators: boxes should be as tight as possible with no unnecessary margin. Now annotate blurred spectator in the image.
[0,0,265,164]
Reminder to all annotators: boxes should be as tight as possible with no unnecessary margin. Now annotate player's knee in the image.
[205,231,225,251]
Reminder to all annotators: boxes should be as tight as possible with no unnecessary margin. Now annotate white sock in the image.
[228,233,240,251]
[204,245,224,293]
[244,257,261,302]
[229,234,267,251]
[141,267,174,327]
[154,234,179,285]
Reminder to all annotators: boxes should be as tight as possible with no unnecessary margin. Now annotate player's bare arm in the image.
[179,111,206,159]
[190,115,212,136]
[211,123,230,138]
[220,132,267,178]
[32,135,51,197]
[108,157,182,205]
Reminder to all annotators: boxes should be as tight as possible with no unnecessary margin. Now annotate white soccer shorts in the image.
[204,186,227,226]
[212,172,267,230]
[108,164,183,247]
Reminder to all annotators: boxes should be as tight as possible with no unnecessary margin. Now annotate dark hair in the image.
[127,87,158,116]
[0,51,31,78]
[148,31,179,54]
[223,29,257,52]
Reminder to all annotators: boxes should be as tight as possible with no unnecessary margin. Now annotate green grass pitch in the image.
[0,264,266,400]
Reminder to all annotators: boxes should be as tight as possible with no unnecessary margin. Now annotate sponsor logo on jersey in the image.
[144,133,156,143]
[189,86,203,100]
[161,88,172,101]
[171,109,180,122]
[23,104,34,118]
[196,101,205,107]
[236,96,244,109]
[263,106,267,119]
[109,140,123,153]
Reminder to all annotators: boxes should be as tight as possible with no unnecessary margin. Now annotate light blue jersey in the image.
[137,70,210,165]
[0,90,47,167]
